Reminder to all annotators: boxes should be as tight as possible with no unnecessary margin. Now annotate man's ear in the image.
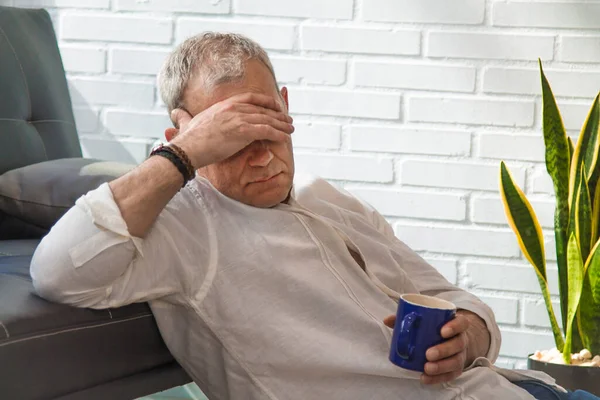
[280,86,289,110]
[165,127,178,142]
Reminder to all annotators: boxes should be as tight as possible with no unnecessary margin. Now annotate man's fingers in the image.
[171,108,193,130]
[424,352,466,376]
[383,315,396,328]
[242,114,294,135]
[235,103,293,123]
[248,124,292,143]
[440,314,470,338]
[426,333,468,361]
[230,92,284,112]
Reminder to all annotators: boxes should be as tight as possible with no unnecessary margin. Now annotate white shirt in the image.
[31,174,559,400]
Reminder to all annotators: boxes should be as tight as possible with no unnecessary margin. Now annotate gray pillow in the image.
[0,158,134,230]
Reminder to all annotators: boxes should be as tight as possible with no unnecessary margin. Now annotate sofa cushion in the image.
[0,6,82,175]
[0,158,134,231]
[0,240,190,399]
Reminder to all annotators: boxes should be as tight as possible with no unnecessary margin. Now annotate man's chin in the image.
[243,186,292,208]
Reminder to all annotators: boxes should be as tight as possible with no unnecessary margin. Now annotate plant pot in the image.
[528,355,600,395]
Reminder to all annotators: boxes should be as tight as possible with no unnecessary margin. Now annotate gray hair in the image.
[158,32,278,114]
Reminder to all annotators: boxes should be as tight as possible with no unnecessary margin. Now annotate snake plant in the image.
[499,61,600,364]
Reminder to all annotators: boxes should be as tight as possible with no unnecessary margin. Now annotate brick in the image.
[354,61,475,93]
[80,136,151,164]
[394,224,520,258]
[20,0,109,8]
[291,122,341,150]
[514,359,529,370]
[500,330,556,358]
[428,32,554,61]
[289,89,400,120]
[73,107,99,133]
[104,110,171,138]
[235,0,352,19]
[479,296,519,325]
[69,78,155,108]
[545,235,557,262]
[363,0,484,24]
[110,48,170,76]
[531,169,555,195]
[349,126,471,156]
[472,195,555,229]
[494,358,516,369]
[560,36,600,63]
[60,45,106,73]
[401,160,526,192]
[493,2,600,29]
[116,0,229,14]
[478,133,545,162]
[424,258,458,284]
[559,102,593,131]
[61,14,172,44]
[408,96,534,127]
[177,19,295,51]
[294,153,393,183]
[347,187,467,221]
[524,299,563,329]
[465,262,560,294]
[301,25,420,56]
[483,67,600,98]
[271,57,346,85]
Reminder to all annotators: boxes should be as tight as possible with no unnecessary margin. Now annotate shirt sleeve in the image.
[30,182,209,309]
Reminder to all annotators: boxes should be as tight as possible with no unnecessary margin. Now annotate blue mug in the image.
[389,294,456,372]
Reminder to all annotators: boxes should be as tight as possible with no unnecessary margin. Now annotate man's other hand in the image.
[384,310,489,385]
[170,92,294,169]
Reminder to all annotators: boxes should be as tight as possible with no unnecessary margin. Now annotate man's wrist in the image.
[457,309,491,366]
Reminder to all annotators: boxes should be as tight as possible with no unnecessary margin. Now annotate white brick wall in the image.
[493,2,600,29]
[362,0,484,25]
[19,0,600,365]
[408,96,535,127]
[234,0,353,19]
[272,57,347,86]
[354,61,476,93]
[348,126,471,156]
[301,25,420,55]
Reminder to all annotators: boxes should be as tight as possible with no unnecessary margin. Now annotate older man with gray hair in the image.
[31,33,594,400]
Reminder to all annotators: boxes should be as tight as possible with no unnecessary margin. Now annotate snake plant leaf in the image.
[570,94,600,204]
[579,239,600,355]
[564,233,585,363]
[570,165,593,263]
[592,180,600,246]
[568,136,575,167]
[500,162,565,350]
[500,162,546,274]
[540,60,571,329]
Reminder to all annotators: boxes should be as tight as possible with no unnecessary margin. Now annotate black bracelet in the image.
[151,149,193,188]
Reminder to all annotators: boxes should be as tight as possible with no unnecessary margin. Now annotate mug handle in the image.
[395,312,420,360]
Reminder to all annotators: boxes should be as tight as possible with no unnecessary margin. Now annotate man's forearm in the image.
[457,309,491,366]
[109,155,186,238]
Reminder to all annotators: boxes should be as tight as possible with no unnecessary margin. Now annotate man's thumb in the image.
[171,108,193,129]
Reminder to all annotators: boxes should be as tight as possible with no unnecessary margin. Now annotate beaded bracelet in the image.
[149,144,195,187]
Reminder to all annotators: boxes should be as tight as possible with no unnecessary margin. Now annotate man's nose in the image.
[247,141,274,167]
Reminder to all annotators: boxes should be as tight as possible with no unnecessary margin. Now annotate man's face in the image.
[181,60,294,208]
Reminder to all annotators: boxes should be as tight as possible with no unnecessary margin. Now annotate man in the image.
[30,33,591,400]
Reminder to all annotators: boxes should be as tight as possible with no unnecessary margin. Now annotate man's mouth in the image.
[252,172,282,183]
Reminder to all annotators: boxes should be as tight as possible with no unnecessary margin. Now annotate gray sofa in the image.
[0,6,191,399]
